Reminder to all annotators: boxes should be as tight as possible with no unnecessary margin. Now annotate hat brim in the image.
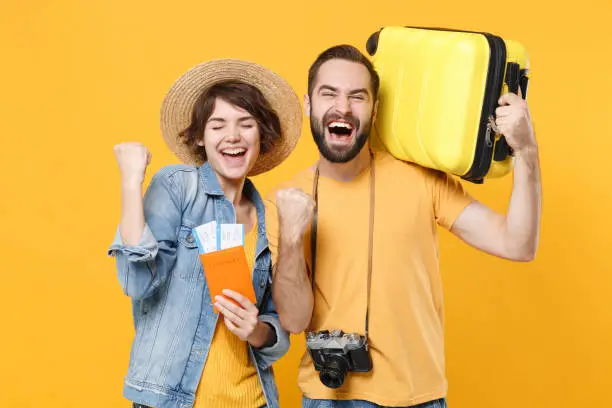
[160,59,302,176]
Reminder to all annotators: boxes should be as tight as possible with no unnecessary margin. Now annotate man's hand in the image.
[451,89,541,262]
[270,188,316,334]
[495,88,537,155]
[276,188,315,245]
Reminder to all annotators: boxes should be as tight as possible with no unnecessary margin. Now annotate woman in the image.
[108,59,302,408]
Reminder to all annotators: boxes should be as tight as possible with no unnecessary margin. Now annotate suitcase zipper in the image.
[485,121,494,148]
[465,33,506,183]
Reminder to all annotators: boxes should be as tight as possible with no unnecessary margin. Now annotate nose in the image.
[225,125,241,142]
[334,96,352,115]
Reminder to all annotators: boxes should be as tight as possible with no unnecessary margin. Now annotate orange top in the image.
[194,219,265,408]
[264,150,473,406]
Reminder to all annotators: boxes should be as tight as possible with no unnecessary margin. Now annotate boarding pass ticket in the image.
[192,221,244,254]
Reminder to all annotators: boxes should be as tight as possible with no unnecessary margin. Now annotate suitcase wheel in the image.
[366,30,381,56]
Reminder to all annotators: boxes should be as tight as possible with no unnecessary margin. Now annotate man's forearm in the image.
[504,145,542,261]
[272,236,313,334]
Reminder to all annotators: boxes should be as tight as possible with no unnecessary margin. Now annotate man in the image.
[264,45,541,408]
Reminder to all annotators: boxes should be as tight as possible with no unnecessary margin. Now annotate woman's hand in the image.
[215,289,274,348]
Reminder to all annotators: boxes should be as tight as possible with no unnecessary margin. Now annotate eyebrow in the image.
[348,88,370,96]
[317,85,370,96]
[318,85,338,93]
[207,116,255,123]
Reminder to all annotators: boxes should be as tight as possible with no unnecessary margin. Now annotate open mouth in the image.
[327,121,355,142]
[221,147,247,158]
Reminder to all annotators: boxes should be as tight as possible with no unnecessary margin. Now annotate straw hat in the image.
[160,59,302,176]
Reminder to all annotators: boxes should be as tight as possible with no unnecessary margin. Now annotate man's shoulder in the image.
[373,149,469,201]
[374,149,442,181]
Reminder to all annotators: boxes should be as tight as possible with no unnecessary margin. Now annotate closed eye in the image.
[240,119,256,128]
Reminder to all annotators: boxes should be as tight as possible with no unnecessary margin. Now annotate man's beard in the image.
[310,109,373,163]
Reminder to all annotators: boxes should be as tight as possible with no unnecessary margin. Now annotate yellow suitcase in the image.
[365,26,530,183]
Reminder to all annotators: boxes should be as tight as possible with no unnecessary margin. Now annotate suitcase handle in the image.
[505,62,521,94]
[493,62,529,161]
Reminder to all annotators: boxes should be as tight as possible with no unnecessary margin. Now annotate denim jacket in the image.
[107,162,289,408]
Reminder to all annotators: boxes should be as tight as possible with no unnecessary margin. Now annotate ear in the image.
[303,94,311,117]
[196,135,205,147]
[372,98,380,122]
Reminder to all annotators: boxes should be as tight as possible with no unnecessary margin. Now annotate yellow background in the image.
[1,0,610,407]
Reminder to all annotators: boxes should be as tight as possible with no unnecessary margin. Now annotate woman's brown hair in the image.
[178,80,282,162]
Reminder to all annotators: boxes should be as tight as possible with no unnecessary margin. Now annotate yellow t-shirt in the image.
[264,150,473,406]
[194,219,266,408]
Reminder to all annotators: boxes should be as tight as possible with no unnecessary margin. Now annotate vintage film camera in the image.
[306,329,372,388]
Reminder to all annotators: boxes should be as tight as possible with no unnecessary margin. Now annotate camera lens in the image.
[319,356,349,389]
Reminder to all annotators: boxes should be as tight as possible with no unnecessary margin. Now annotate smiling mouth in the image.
[327,120,355,139]
[221,147,247,158]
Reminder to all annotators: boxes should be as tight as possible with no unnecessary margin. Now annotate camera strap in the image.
[310,150,375,340]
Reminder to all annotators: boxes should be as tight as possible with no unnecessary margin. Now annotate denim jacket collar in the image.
[198,162,225,196]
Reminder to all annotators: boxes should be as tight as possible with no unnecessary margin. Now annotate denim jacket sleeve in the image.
[252,276,291,371]
[107,168,182,300]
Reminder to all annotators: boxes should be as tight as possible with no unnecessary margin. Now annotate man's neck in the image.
[317,146,372,182]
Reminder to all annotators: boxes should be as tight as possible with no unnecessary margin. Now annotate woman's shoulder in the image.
[152,163,199,179]
[147,164,201,201]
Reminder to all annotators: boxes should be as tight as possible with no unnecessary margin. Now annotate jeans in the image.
[302,396,447,408]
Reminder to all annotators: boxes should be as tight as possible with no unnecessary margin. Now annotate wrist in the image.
[513,144,541,181]
[515,143,539,163]
[121,176,144,190]
[279,228,305,248]
[248,321,276,349]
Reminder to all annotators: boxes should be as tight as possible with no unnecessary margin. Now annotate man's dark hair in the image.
[307,44,380,98]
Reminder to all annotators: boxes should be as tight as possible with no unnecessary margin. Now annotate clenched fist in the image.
[495,89,537,155]
[114,142,152,186]
[276,188,315,244]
